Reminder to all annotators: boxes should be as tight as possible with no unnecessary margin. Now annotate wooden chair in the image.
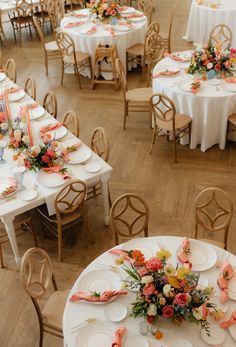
[92,44,119,90]
[0,50,3,69]
[37,180,87,261]
[4,58,17,83]
[115,58,153,129]
[47,0,65,34]
[20,247,69,346]
[159,5,176,54]
[150,94,192,163]
[0,9,6,45]
[126,21,160,75]
[209,24,232,50]
[110,193,149,245]
[33,16,60,76]
[0,213,37,268]
[146,33,164,87]
[24,75,36,100]
[137,0,153,24]
[228,113,236,139]
[64,0,85,13]
[194,187,233,250]
[55,31,91,88]
[62,110,79,137]
[42,91,57,119]
[33,0,50,33]
[8,0,34,47]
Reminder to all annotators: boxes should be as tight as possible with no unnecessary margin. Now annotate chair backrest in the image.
[194,187,233,248]
[150,93,176,129]
[55,31,76,61]
[146,33,164,86]
[20,247,56,300]
[55,179,86,221]
[110,193,149,245]
[146,21,160,39]
[137,0,153,23]
[209,24,232,50]
[4,58,16,83]
[62,110,79,137]
[90,127,109,162]
[24,76,36,100]
[166,5,176,54]
[0,9,4,35]
[43,91,57,118]
[16,0,33,17]
[0,50,2,70]
[33,16,45,45]
[47,0,64,32]
[115,58,127,100]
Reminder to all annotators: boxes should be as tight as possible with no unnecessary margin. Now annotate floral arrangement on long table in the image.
[122,248,216,334]
[88,0,121,21]
[187,41,236,79]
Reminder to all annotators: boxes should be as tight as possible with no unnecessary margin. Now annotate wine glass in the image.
[0,139,7,164]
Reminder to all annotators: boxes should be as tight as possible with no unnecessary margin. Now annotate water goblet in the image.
[0,146,5,164]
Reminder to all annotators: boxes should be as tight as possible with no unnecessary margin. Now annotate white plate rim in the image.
[8,89,25,101]
[84,161,102,173]
[37,170,66,188]
[104,302,127,322]
[68,146,92,164]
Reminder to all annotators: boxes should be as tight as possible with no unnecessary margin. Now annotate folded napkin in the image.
[191,80,201,94]
[127,12,145,18]
[118,21,134,28]
[217,261,235,303]
[121,6,128,11]
[164,52,188,62]
[65,12,87,18]
[177,238,192,269]
[42,165,71,179]
[86,25,96,35]
[220,311,236,328]
[106,28,116,37]
[0,177,17,198]
[225,78,236,84]
[70,290,128,302]
[62,142,81,162]
[40,122,62,135]
[112,327,127,347]
[153,70,179,78]
[0,87,21,99]
[26,102,38,109]
[64,21,85,28]
[109,249,132,262]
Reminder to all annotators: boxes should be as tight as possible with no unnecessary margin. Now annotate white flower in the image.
[22,135,30,144]
[164,264,175,276]
[147,304,157,316]
[207,62,213,69]
[14,129,22,142]
[0,122,8,131]
[163,284,172,298]
[141,275,154,284]
[31,145,40,155]
[103,3,108,9]
[192,306,203,320]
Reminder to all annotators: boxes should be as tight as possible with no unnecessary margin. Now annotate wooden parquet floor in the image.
[1,1,236,346]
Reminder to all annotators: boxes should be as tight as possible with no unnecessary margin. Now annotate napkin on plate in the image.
[177,238,192,269]
[127,12,145,18]
[62,142,81,162]
[191,80,201,94]
[164,52,188,62]
[64,21,85,28]
[65,12,87,18]
[225,78,236,84]
[26,102,38,109]
[42,166,71,179]
[217,261,235,303]
[86,25,97,35]
[112,327,127,347]
[153,70,179,78]
[69,290,128,302]
[40,122,62,135]
[109,249,133,262]
[0,87,20,99]
[220,310,236,328]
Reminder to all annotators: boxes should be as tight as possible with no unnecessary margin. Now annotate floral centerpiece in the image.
[8,128,30,150]
[122,249,217,335]
[88,0,121,22]
[187,42,236,79]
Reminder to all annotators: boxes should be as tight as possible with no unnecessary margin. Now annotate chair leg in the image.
[19,26,22,47]
[39,322,43,347]
[0,243,4,268]
[173,130,177,163]
[45,54,48,76]
[57,226,62,261]
[61,62,65,85]
[123,102,128,129]
[108,185,112,208]
[189,122,192,148]
[75,64,81,89]
[149,127,157,154]
[29,220,38,247]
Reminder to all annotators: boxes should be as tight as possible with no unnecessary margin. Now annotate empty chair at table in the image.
[0,9,6,45]
[42,91,57,118]
[150,93,192,163]
[209,24,232,50]
[4,58,17,83]
[20,247,69,346]
[24,75,36,100]
[194,187,233,250]
[110,193,149,245]
[62,110,79,136]
[146,33,164,87]
[158,4,176,54]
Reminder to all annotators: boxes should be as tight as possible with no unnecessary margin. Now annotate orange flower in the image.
[155,331,163,340]
[131,249,145,264]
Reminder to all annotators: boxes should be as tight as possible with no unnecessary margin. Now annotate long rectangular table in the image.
[0,75,112,266]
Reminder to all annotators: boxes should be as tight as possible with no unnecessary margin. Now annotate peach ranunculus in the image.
[214,63,221,72]
[138,267,148,277]
[131,249,145,264]
[146,257,162,272]
[143,282,156,296]
[162,305,174,318]
[173,293,188,306]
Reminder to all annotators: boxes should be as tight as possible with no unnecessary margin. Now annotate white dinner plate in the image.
[79,23,96,34]
[210,296,229,313]
[173,52,192,62]
[0,72,6,82]
[120,6,136,15]
[46,125,67,140]
[176,239,217,271]
[0,176,17,199]
[201,319,226,345]
[104,303,127,322]
[85,161,102,173]
[37,171,67,188]
[177,79,202,93]
[75,322,114,347]
[19,189,37,201]
[229,323,236,341]
[228,275,236,300]
[155,338,193,347]
[114,24,134,32]
[8,89,25,102]
[76,269,121,304]
[223,82,236,93]
[154,64,180,76]
[122,238,155,259]
[29,105,45,120]
[129,16,146,22]
[124,335,149,347]
[68,146,92,164]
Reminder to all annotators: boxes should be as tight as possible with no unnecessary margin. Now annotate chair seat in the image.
[126,87,153,102]
[45,40,59,52]
[11,15,33,24]
[126,43,144,56]
[38,204,83,226]
[63,51,90,65]
[157,113,191,132]
[229,113,236,125]
[199,238,225,249]
[42,289,69,329]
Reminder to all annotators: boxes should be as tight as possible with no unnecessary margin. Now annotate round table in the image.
[185,0,236,46]
[63,236,236,347]
[60,8,147,77]
[152,52,236,152]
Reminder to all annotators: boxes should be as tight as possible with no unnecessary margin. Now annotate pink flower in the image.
[143,282,156,296]
[24,160,31,169]
[202,303,208,320]
[111,9,116,16]
[224,61,230,69]
[46,149,56,159]
[162,305,174,318]
[138,267,148,277]
[41,155,50,163]
[230,48,236,53]
[146,257,162,272]
[173,293,188,306]
[201,54,208,61]
[214,63,221,72]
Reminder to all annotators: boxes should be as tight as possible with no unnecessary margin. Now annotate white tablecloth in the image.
[60,8,147,75]
[152,52,236,152]
[185,0,236,46]
[63,236,236,347]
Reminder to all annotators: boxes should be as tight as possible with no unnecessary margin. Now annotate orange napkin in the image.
[26,102,38,109]
[112,327,127,347]
[177,238,192,269]
[109,249,133,262]
[0,87,21,99]
[70,290,128,302]
[217,261,235,303]
[153,70,179,78]
[225,78,236,84]
[62,142,81,162]
[65,12,87,18]
[191,80,201,94]
[220,311,236,328]
[40,123,62,135]
[42,166,71,179]
[164,52,188,62]
[127,12,145,18]
[64,21,85,28]
[86,25,96,35]
[121,6,128,11]
[118,21,134,28]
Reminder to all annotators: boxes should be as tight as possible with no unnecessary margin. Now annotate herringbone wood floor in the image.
[1,0,236,346]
